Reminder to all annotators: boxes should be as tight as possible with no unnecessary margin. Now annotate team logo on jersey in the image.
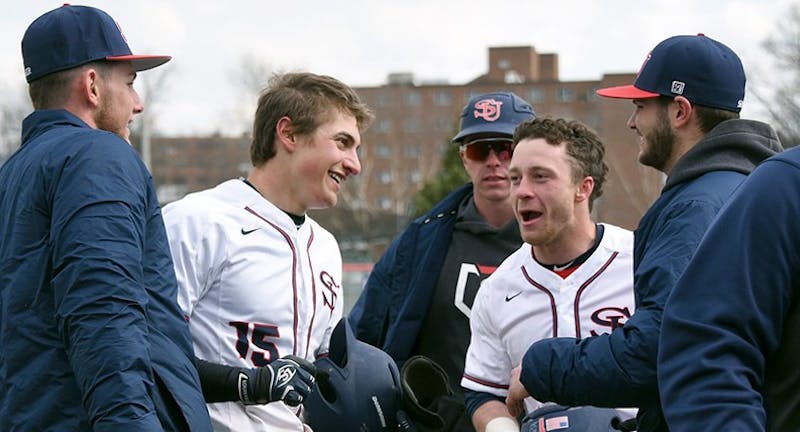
[473,98,503,122]
[589,306,632,336]
[320,271,340,312]
[454,263,497,318]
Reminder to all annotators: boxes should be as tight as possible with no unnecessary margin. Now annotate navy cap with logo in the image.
[596,34,745,112]
[22,4,171,83]
[453,91,536,142]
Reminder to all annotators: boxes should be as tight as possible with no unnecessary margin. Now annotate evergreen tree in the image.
[411,140,469,217]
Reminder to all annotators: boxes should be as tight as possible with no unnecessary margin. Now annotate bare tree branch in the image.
[228,54,273,136]
[130,66,174,169]
[751,3,800,147]
[0,82,31,158]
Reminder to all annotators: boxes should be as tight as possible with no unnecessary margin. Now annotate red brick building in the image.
[141,46,663,258]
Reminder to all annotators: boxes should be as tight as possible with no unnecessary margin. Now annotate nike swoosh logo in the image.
[241,228,260,235]
[505,291,522,302]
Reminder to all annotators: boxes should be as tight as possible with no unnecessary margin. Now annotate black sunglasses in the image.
[460,138,514,162]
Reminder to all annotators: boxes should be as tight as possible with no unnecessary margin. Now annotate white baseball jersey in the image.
[462,223,634,413]
[163,179,343,432]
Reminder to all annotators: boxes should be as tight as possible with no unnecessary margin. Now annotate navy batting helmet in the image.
[303,318,403,431]
[452,91,536,142]
[521,404,627,432]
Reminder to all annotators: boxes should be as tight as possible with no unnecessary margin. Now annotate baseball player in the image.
[162,72,373,431]
[461,118,636,432]
[349,91,535,430]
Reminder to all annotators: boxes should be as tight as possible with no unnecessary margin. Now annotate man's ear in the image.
[81,67,102,108]
[459,149,469,168]
[576,175,594,204]
[670,96,693,129]
[276,116,296,152]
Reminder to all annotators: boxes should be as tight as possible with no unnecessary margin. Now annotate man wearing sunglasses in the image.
[350,92,535,430]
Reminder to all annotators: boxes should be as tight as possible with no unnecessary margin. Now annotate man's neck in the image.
[247,162,306,215]
[473,194,515,228]
[532,218,597,265]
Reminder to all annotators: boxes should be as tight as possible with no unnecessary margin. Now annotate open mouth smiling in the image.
[328,171,344,184]
[519,210,543,222]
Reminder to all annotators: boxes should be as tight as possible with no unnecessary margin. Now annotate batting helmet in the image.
[452,91,536,143]
[521,404,627,432]
[303,318,403,431]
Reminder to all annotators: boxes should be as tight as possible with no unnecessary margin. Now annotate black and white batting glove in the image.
[238,355,317,406]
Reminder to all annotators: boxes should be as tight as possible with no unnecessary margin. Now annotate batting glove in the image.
[238,355,317,406]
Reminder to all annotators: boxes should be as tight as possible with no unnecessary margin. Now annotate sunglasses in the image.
[460,138,514,162]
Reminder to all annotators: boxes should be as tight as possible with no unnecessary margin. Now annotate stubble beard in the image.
[639,109,675,172]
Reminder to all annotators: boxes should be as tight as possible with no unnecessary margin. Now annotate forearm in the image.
[196,358,246,403]
[63,305,161,429]
[521,331,657,407]
[473,400,518,432]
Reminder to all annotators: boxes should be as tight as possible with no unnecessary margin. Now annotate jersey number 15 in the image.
[229,321,280,367]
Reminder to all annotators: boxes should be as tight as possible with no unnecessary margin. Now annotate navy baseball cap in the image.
[22,4,171,83]
[596,34,745,112]
[453,91,536,142]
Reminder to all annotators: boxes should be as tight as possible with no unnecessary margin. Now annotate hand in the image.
[239,355,317,406]
[506,366,529,418]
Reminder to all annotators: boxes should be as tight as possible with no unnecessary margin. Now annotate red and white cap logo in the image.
[473,98,503,122]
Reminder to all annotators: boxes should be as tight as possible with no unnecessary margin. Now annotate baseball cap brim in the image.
[596,84,660,100]
[107,54,172,72]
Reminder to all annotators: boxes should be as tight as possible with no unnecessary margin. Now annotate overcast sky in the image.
[1,0,795,136]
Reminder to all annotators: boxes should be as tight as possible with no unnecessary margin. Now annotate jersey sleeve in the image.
[317,259,344,358]
[461,277,513,398]
[162,199,224,318]
[313,229,344,358]
[659,158,800,430]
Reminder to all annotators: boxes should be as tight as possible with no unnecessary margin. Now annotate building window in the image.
[406,145,421,158]
[408,170,422,184]
[376,143,391,158]
[377,170,392,184]
[557,87,575,102]
[435,117,452,132]
[586,88,600,102]
[404,119,419,133]
[434,90,453,106]
[376,92,390,107]
[584,112,601,130]
[377,196,392,210]
[376,119,392,133]
[406,91,421,106]
[466,90,483,102]
[528,88,545,103]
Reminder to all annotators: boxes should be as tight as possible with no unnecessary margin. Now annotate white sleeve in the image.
[315,245,343,358]
[162,201,222,318]
[461,277,512,397]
